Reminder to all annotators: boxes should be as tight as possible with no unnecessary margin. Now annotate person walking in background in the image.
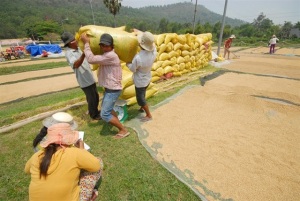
[61,32,101,120]
[80,33,129,139]
[223,34,236,59]
[25,123,102,201]
[126,31,157,122]
[269,35,279,54]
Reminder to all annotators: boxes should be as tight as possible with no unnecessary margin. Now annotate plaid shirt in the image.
[84,43,122,90]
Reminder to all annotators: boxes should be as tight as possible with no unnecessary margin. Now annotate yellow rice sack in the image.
[121,82,156,100]
[152,61,163,71]
[173,43,183,51]
[151,76,161,83]
[177,35,187,44]
[126,86,158,105]
[158,44,167,55]
[121,70,133,89]
[158,53,170,61]
[75,25,139,64]
[156,34,166,46]
[164,33,177,44]
[161,60,174,68]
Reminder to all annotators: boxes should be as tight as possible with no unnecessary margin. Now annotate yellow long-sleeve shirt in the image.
[25,147,100,201]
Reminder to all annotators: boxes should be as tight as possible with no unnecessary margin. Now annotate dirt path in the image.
[0,67,71,83]
[0,58,66,68]
[0,66,97,104]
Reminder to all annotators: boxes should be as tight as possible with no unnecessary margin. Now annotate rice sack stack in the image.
[151,32,213,79]
[75,25,139,70]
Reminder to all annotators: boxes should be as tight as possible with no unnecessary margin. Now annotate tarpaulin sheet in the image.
[26,44,62,56]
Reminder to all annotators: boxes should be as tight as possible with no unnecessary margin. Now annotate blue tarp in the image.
[26,44,62,56]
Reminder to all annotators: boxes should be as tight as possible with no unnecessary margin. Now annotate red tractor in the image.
[4,46,25,60]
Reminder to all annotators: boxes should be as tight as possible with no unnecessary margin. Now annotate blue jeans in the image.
[100,89,121,122]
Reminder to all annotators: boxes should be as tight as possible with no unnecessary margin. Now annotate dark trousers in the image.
[269,44,276,54]
[135,84,149,107]
[82,83,100,119]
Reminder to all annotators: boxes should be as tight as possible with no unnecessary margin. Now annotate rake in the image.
[231,51,240,59]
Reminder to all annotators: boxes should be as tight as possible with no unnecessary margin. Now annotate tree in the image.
[158,18,169,33]
[103,0,122,27]
[194,22,205,35]
[279,21,293,38]
[222,24,232,38]
[203,22,213,33]
[213,22,221,38]
[237,23,255,37]
[26,21,61,40]
[251,13,273,37]
[294,22,300,29]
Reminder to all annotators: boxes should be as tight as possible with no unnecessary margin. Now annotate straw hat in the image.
[43,112,77,129]
[138,32,155,51]
[40,123,79,147]
[230,34,236,39]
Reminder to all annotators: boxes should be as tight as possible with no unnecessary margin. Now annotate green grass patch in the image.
[0,88,84,127]
[0,61,68,75]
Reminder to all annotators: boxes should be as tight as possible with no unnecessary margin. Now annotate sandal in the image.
[113,132,130,139]
[140,116,152,122]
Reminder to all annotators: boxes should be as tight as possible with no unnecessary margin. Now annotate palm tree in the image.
[103,0,122,27]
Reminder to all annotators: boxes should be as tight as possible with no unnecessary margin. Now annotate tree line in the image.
[0,0,299,44]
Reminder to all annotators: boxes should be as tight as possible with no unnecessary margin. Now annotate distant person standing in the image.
[223,34,236,59]
[126,31,157,122]
[269,35,279,54]
[61,32,101,120]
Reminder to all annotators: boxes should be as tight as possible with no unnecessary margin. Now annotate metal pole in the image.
[217,0,228,56]
[192,0,198,34]
[89,0,96,25]
[61,18,69,32]
[61,21,65,32]
[61,18,68,33]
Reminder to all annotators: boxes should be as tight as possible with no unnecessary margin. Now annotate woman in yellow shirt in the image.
[25,123,101,201]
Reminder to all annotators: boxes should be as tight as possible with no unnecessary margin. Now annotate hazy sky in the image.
[122,0,300,25]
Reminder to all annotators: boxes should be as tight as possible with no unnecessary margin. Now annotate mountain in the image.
[0,0,246,39]
[131,3,245,26]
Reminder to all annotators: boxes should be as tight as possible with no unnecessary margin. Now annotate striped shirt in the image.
[84,43,122,90]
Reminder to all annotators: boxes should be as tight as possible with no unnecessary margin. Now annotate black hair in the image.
[33,126,48,148]
[39,143,59,178]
